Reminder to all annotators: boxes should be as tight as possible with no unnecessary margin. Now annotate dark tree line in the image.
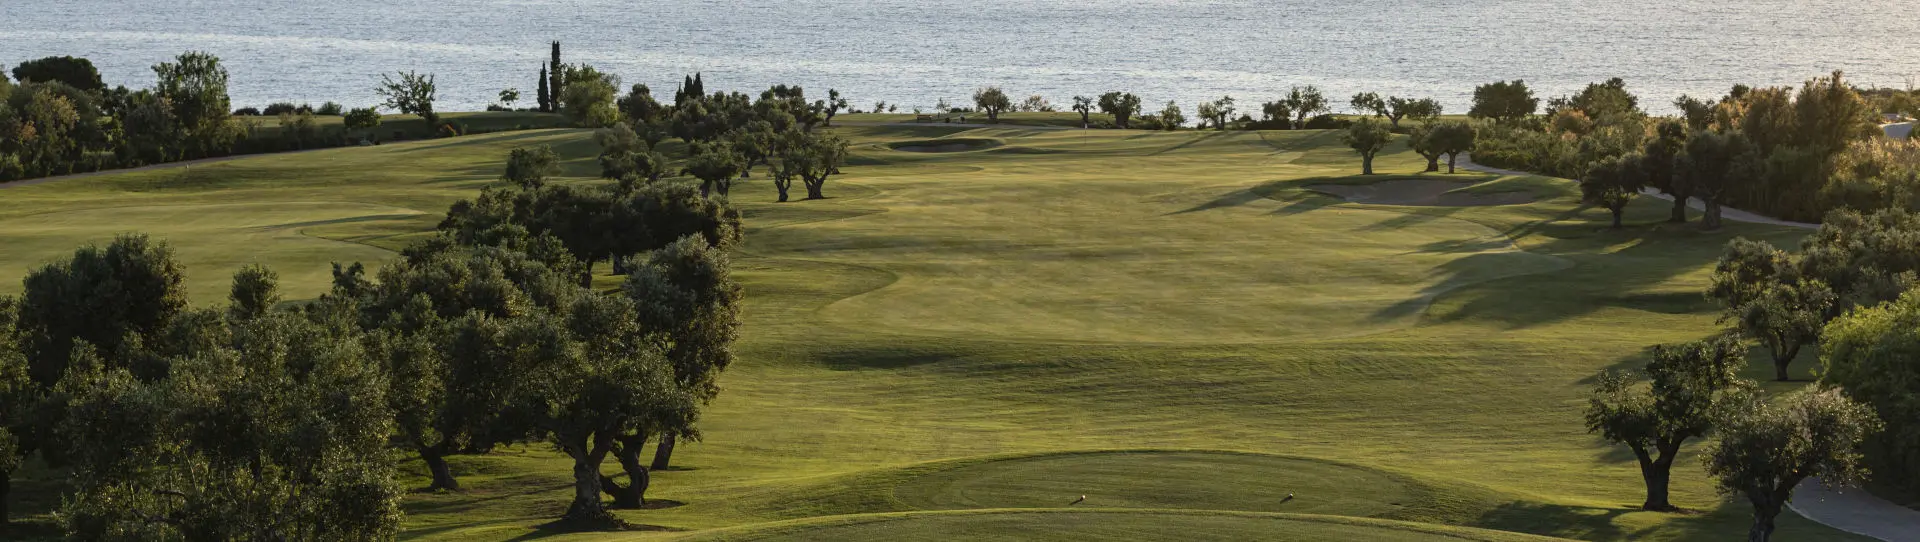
[1477,73,1889,226]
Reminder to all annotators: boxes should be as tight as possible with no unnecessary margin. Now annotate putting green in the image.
[893,451,1417,517]
[693,510,1571,542]
[0,202,419,302]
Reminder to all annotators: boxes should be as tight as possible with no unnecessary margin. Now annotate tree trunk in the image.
[422,447,460,491]
[1424,155,1439,172]
[775,179,791,202]
[1362,154,1375,175]
[1637,449,1675,511]
[580,260,595,288]
[805,180,826,200]
[1611,206,1625,229]
[1669,196,1689,223]
[1446,153,1458,174]
[699,180,711,198]
[564,438,615,524]
[1773,343,1800,381]
[618,437,650,507]
[1748,493,1782,542]
[1703,200,1724,230]
[651,432,676,470]
[600,434,651,508]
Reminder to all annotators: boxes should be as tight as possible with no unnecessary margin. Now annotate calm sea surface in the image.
[2,0,1916,115]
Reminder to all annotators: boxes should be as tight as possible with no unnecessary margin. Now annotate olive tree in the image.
[1071,96,1094,128]
[1388,96,1442,128]
[1580,153,1647,228]
[1282,85,1328,129]
[1198,96,1234,131]
[1342,117,1392,175]
[1587,336,1753,511]
[1468,80,1538,123]
[624,236,743,472]
[686,141,746,198]
[1097,92,1141,129]
[1677,130,1762,230]
[57,305,402,540]
[1409,124,1443,172]
[1732,279,1836,381]
[1429,121,1477,173]
[973,86,1011,123]
[1703,388,1880,542]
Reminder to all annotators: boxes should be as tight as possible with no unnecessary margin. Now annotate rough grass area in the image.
[682,509,1579,542]
[0,125,1867,541]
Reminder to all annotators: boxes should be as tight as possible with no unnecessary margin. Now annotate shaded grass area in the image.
[0,127,1870,541]
[682,509,1578,542]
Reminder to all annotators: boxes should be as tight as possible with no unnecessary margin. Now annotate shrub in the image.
[263,102,299,116]
[233,106,261,116]
[1303,114,1352,130]
[316,101,343,115]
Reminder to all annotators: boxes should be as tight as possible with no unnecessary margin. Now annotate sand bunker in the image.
[1307,179,1533,207]
[889,138,1002,153]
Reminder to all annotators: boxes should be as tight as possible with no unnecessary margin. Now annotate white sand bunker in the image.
[889,138,1002,153]
[1307,179,1533,207]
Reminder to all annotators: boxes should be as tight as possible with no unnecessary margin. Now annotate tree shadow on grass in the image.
[1165,189,1269,215]
[816,345,970,371]
[387,129,575,154]
[1473,501,1636,540]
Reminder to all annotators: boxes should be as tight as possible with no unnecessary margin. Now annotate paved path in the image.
[1788,479,1920,542]
[1456,154,1816,229]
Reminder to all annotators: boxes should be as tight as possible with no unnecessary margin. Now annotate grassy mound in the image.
[893,450,1416,517]
[686,509,1577,542]
[886,138,1004,153]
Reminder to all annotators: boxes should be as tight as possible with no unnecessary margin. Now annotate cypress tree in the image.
[549,41,563,111]
[537,64,551,112]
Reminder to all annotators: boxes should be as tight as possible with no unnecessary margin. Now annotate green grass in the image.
[682,509,1578,542]
[0,123,1870,541]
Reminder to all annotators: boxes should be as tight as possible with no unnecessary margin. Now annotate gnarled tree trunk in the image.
[421,445,460,491]
[1446,153,1460,174]
[1747,489,1784,542]
[1668,196,1689,223]
[1361,154,1375,175]
[600,433,651,508]
[563,436,616,524]
[1423,154,1439,172]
